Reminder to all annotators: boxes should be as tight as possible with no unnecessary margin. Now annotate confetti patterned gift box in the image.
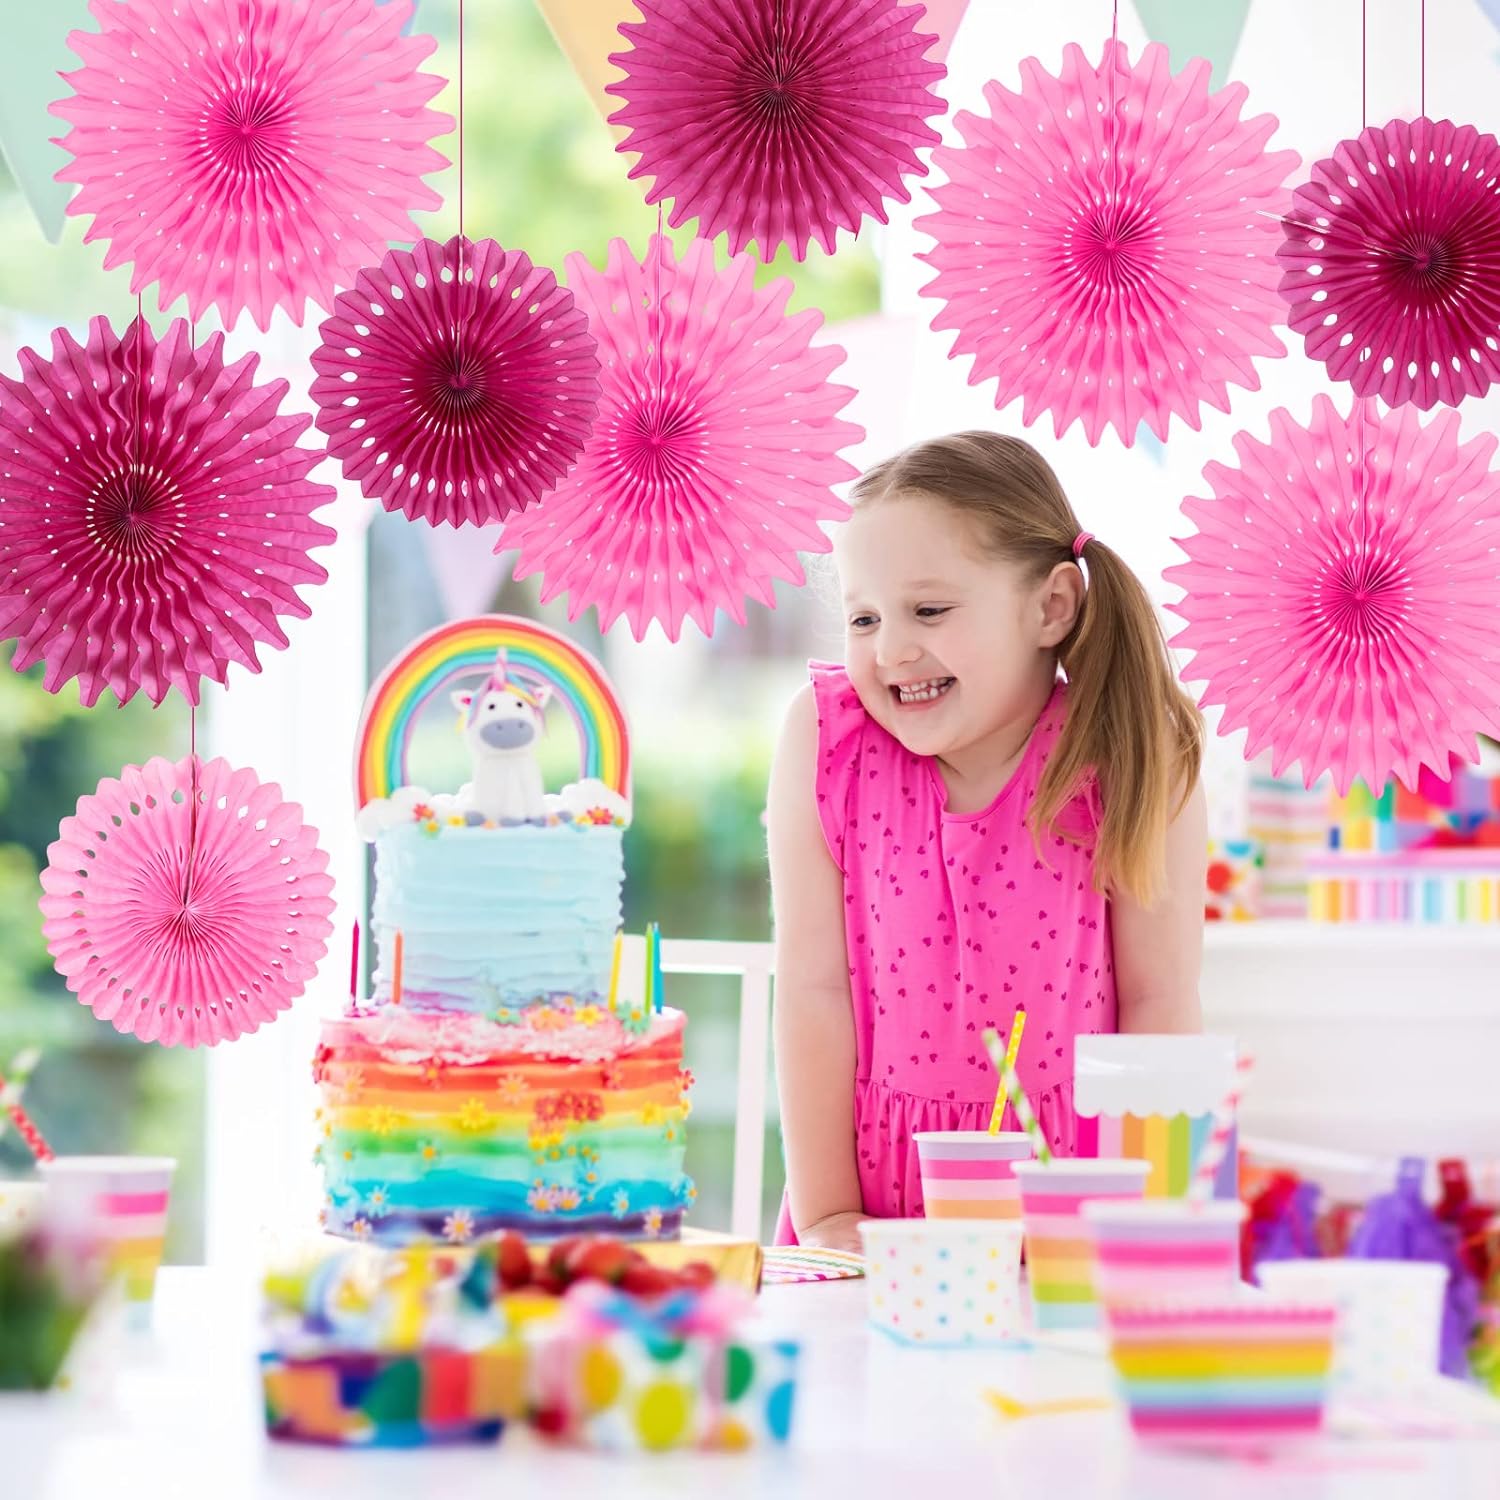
[526,1282,798,1451]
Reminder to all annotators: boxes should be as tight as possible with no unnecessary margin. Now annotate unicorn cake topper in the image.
[450,649,553,825]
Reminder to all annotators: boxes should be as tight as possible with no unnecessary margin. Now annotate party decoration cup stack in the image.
[1256,1259,1447,1399]
[1013,1159,1150,1330]
[39,1156,175,1325]
[914,1131,1032,1220]
[859,1219,1025,1346]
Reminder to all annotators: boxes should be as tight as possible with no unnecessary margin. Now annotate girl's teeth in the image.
[897,678,952,703]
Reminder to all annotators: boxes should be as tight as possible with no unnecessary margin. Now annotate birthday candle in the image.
[607,931,623,1013]
[349,920,361,1004]
[391,930,405,1007]
[652,922,664,1014]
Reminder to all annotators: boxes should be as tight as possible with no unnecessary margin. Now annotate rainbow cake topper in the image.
[355,616,629,809]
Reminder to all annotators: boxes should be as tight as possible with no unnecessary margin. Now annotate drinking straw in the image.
[982,1027,1051,1164]
[391,930,405,1007]
[986,1010,1027,1134]
[607,931,623,1013]
[1188,1054,1254,1202]
[0,1069,53,1163]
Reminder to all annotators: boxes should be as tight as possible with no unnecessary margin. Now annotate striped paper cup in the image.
[914,1131,1032,1220]
[1083,1199,1247,1307]
[1104,1300,1337,1447]
[40,1156,175,1321]
[1013,1158,1150,1330]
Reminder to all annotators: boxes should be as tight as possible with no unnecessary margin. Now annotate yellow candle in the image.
[607,931,622,1013]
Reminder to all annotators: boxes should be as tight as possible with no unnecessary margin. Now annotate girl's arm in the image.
[1112,778,1208,1034]
[767,683,865,1251]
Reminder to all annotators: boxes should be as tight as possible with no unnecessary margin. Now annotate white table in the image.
[6,1268,1498,1500]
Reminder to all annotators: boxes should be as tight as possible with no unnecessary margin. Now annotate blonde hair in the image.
[851,431,1202,906]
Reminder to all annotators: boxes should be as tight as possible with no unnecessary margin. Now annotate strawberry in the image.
[674,1260,715,1291]
[532,1263,567,1296]
[546,1235,585,1279]
[495,1231,531,1290]
[618,1262,675,1297]
[569,1238,634,1286]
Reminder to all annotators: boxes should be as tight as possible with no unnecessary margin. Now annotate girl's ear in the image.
[1036,560,1085,648]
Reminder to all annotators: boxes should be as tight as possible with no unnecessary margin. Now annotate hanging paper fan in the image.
[916,39,1298,446]
[52,0,452,331]
[498,236,862,640]
[309,236,602,527]
[606,0,947,261]
[1165,395,1500,795]
[0,315,335,708]
[1277,116,1500,410]
[40,756,336,1048]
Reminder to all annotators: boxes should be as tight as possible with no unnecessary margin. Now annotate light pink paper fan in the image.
[51,0,452,332]
[498,236,862,640]
[1277,116,1500,410]
[606,0,947,261]
[309,236,601,527]
[1165,395,1500,795]
[0,316,335,708]
[916,39,1298,446]
[40,756,336,1048]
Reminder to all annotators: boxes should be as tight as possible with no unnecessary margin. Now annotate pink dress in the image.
[776,662,1117,1240]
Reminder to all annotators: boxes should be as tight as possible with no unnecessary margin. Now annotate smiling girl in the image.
[767,432,1207,1251]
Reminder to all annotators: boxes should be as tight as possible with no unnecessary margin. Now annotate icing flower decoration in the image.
[493,1007,522,1027]
[420,1060,444,1087]
[600,1063,625,1092]
[557,1189,582,1212]
[457,1098,492,1132]
[366,1186,391,1219]
[644,1207,664,1237]
[527,1185,560,1213]
[369,1105,397,1137]
[527,1005,575,1033]
[574,1005,603,1028]
[418,1141,441,1172]
[350,1217,373,1242]
[495,1074,528,1108]
[612,1189,631,1219]
[442,1209,475,1244]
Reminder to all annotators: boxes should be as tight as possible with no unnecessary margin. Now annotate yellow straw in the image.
[982,1027,1051,1164]
[986,1011,1027,1134]
[607,931,622,1013]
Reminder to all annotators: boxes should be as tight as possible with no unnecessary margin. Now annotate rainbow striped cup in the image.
[1082,1199,1247,1307]
[1104,1300,1338,1447]
[1013,1158,1150,1330]
[40,1156,175,1324]
[914,1131,1033,1220]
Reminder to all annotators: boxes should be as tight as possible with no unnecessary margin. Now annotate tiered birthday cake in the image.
[316,616,692,1245]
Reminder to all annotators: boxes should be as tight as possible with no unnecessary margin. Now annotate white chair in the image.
[659,939,776,1242]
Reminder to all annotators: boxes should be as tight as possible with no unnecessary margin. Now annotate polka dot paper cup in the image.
[39,1155,175,1324]
[859,1218,1025,1346]
[915,1130,1033,1220]
[1013,1158,1151,1331]
[1255,1258,1447,1398]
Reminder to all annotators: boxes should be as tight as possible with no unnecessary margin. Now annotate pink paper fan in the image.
[1165,395,1500,795]
[0,316,335,708]
[309,236,602,527]
[1277,116,1500,410]
[498,236,862,640]
[40,756,336,1048]
[916,40,1298,446]
[52,0,452,332]
[606,0,947,261]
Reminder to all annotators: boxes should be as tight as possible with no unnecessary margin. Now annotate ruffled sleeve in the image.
[809,661,867,875]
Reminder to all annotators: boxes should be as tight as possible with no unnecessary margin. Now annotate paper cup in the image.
[39,1156,175,1321]
[1105,1299,1337,1447]
[1083,1199,1247,1307]
[1255,1258,1447,1397]
[1013,1158,1151,1330]
[0,1180,45,1240]
[914,1131,1033,1220]
[859,1218,1025,1346]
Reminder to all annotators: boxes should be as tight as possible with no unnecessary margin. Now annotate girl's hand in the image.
[797,1210,866,1254]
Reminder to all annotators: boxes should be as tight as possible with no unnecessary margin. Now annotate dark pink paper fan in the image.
[40,756,336,1048]
[309,236,602,527]
[0,316,335,708]
[498,235,862,640]
[1277,116,1500,410]
[606,0,947,261]
[52,0,452,331]
[916,40,1298,446]
[1165,395,1500,795]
